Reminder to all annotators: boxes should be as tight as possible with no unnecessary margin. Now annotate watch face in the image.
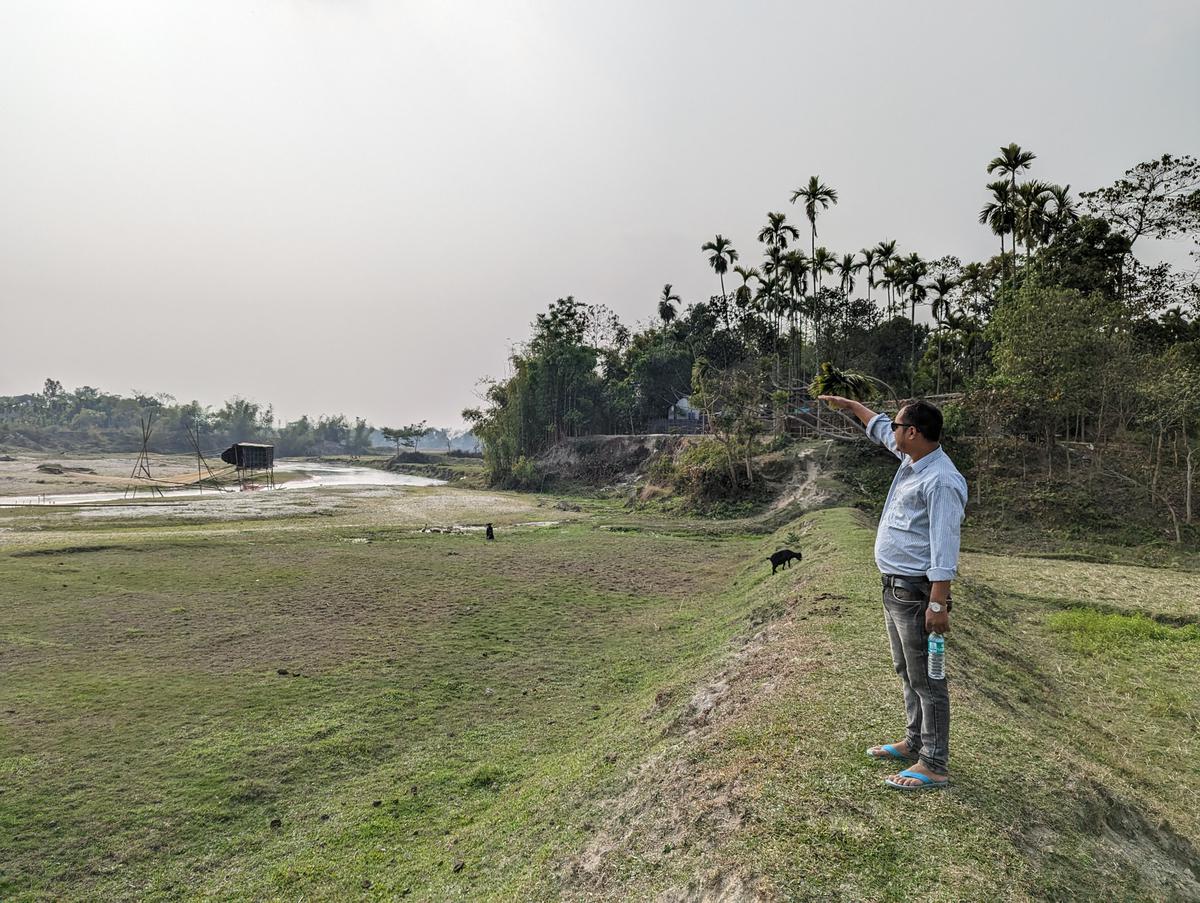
[929,602,943,612]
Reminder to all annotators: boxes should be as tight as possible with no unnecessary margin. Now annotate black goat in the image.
[769,548,802,574]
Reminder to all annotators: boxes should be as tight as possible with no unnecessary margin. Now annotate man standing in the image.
[817,395,967,790]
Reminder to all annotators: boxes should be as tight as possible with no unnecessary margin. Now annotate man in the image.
[817,395,967,790]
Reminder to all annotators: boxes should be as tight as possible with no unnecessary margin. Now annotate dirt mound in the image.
[560,574,830,900]
[536,435,690,487]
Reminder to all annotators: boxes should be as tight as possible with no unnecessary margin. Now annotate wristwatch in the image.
[928,601,945,613]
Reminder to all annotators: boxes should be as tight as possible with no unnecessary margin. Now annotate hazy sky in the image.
[2,1,1197,429]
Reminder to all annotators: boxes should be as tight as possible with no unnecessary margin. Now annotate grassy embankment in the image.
[2,474,1198,900]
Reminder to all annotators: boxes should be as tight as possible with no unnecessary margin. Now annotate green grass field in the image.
[2,484,1198,900]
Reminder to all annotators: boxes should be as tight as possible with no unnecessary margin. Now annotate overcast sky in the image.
[2,1,1197,429]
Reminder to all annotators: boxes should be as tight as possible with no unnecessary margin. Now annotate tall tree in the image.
[874,240,898,314]
[732,265,759,312]
[836,252,863,297]
[790,176,839,313]
[658,283,681,325]
[757,212,800,252]
[901,253,928,383]
[860,247,880,305]
[810,247,837,357]
[927,274,959,394]
[987,142,1037,261]
[783,249,812,382]
[701,235,739,327]
[1047,183,1079,239]
[979,179,1015,259]
[1015,179,1054,259]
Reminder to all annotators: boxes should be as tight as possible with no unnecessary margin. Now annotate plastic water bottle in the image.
[927,633,946,680]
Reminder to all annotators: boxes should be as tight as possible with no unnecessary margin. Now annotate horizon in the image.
[2,1,1197,429]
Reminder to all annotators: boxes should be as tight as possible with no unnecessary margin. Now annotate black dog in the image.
[769,548,801,574]
[485,523,495,541]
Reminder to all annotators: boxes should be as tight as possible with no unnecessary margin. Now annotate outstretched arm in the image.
[818,395,901,459]
[816,395,877,427]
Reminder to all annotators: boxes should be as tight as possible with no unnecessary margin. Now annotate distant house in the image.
[667,396,701,422]
[646,396,705,435]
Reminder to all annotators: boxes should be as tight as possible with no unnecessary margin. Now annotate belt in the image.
[882,573,930,594]
[882,573,952,610]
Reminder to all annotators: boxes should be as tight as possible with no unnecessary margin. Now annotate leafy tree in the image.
[382,421,430,455]
[1081,153,1200,248]
[988,275,1125,472]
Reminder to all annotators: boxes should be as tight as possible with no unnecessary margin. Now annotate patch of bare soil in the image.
[767,446,833,515]
[1080,780,1200,900]
[560,577,839,902]
[0,453,201,495]
[538,435,691,488]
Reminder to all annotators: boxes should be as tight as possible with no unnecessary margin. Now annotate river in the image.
[0,461,443,507]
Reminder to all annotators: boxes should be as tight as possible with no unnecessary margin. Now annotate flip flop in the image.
[865,743,915,762]
[884,768,949,791]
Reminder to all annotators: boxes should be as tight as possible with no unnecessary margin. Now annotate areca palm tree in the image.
[658,283,681,325]
[860,247,880,304]
[874,240,898,313]
[979,179,1015,259]
[791,176,839,316]
[701,235,738,327]
[732,265,759,310]
[809,247,836,353]
[926,274,959,394]
[756,274,785,379]
[836,253,862,297]
[757,212,800,252]
[880,260,904,318]
[783,250,811,384]
[810,246,836,291]
[1015,180,1054,258]
[1046,183,1079,240]
[987,143,1036,264]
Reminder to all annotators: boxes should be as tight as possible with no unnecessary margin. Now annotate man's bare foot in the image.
[866,739,915,760]
[886,759,949,787]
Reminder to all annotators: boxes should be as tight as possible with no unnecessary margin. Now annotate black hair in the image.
[899,399,943,442]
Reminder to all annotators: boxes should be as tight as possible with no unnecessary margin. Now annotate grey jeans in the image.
[883,584,950,774]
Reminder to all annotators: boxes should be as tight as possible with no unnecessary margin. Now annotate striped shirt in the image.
[866,413,968,582]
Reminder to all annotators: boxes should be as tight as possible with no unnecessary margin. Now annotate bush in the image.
[507,455,541,490]
[672,439,766,512]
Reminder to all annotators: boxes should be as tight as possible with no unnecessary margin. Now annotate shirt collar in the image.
[909,445,945,474]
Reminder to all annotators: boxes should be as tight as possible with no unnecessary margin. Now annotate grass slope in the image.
[575,508,1200,900]
[2,488,1198,900]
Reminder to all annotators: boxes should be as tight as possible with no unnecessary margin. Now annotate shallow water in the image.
[0,461,443,507]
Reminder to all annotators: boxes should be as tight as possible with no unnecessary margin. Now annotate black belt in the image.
[882,574,952,610]
[882,573,929,594]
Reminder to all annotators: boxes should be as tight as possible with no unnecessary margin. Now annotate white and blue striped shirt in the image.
[866,413,968,582]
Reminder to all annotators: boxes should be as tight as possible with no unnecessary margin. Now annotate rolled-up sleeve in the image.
[925,478,966,581]
[866,413,902,460]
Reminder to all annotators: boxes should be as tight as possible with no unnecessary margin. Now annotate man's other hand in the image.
[926,607,950,635]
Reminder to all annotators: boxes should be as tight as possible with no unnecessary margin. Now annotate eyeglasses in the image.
[891,421,917,431]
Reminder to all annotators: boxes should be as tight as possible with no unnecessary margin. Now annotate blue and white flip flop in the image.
[884,768,949,791]
[866,743,915,762]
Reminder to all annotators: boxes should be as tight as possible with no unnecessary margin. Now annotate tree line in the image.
[0,385,464,459]
[466,148,1200,536]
